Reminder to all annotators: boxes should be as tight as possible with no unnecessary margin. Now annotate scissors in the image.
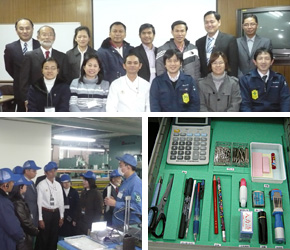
[148,176,174,238]
[148,176,163,227]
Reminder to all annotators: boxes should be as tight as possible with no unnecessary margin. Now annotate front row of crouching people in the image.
[27,47,290,112]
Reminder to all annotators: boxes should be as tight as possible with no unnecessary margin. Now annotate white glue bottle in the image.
[240,178,247,207]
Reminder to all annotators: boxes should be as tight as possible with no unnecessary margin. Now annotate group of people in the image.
[4,10,290,112]
[0,154,142,250]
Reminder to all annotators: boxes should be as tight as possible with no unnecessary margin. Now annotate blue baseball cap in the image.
[14,174,33,186]
[116,154,137,168]
[0,168,22,184]
[44,161,58,172]
[23,160,41,170]
[80,171,96,180]
[60,174,71,182]
[110,169,122,179]
[13,166,23,174]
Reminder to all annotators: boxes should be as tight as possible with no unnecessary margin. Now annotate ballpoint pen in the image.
[217,177,226,242]
[185,179,196,238]
[193,182,200,242]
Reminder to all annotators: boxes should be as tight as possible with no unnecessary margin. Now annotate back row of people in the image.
[4,10,289,112]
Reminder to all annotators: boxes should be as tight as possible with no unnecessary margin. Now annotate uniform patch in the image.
[134,193,141,203]
[182,93,190,103]
[251,90,258,100]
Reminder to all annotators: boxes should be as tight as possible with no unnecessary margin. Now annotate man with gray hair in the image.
[19,25,69,109]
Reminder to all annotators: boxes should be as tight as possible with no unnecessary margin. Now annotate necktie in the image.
[248,39,253,54]
[206,37,214,65]
[116,187,119,194]
[45,51,50,59]
[23,42,27,55]
[262,75,267,91]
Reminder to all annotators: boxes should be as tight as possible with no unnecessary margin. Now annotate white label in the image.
[180,241,195,245]
[260,246,267,248]
[214,243,222,247]
[264,184,270,188]
[255,209,264,212]
[182,171,187,174]
[275,247,283,249]
[227,168,235,171]
[239,245,250,248]
[239,209,250,212]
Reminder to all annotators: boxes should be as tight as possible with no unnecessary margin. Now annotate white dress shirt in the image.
[106,75,150,112]
[37,178,64,220]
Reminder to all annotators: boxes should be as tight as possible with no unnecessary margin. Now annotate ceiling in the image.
[1,117,142,149]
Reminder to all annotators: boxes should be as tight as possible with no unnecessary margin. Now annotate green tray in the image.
[149,118,290,249]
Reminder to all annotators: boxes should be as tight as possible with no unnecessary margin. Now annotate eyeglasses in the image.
[243,23,257,27]
[212,61,224,66]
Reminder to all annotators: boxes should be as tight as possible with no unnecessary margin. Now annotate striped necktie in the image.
[206,37,214,64]
[23,42,28,55]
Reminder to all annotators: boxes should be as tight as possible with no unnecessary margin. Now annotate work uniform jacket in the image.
[156,38,200,80]
[97,38,133,83]
[112,172,142,227]
[11,196,39,250]
[0,189,25,250]
[240,69,290,112]
[198,73,242,112]
[150,72,200,112]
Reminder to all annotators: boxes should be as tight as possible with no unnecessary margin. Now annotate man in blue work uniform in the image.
[0,168,25,250]
[104,154,142,228]
[240,47,290,112]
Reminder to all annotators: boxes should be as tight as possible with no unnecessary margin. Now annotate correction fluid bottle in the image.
[240,178,247,207]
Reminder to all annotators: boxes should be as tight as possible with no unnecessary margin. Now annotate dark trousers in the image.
[35,209,60,250]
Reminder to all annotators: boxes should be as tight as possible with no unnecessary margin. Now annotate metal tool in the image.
[148,177,163,227]
[148,176,174,238]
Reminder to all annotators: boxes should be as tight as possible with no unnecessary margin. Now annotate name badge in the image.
[117,192,123,199]
[50,197,55,206]
[251,90,258,100]
[182,93,190,103]
[87,100,98,109]
[45,107,55,112]
[64,205,70,210]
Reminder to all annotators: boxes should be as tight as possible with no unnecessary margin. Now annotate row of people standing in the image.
[4,11,289,112]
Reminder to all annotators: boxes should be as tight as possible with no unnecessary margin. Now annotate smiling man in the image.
[196,11,239,77]
[130,23,157,83]
[240,47,290,112]
[106,53,150,112]
[150,49,200,112]
[98,22,134,84]
[237,14,272,77]
[156,20,200,80]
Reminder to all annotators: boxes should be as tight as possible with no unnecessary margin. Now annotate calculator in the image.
[167,118,211,165]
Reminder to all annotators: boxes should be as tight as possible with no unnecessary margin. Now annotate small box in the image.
[239,211,253,242]
[214,141,232,166]
[232,142,249,167]
[250,142,286,183]
[252,191,265,207]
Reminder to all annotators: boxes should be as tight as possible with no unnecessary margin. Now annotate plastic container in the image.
[250,142,286,183]
[214,141,232,166]
[232,142,249,167]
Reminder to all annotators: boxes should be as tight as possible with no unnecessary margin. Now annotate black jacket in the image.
[12,197,39,250]
[102,183,118,226]
[27,77,70,112]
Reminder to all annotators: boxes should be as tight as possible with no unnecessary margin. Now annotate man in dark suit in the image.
[4,18,40,112]
[196,11,239,77]
[130,23,157,83]
[22,160,42,227]
[237,14,272,78]
[19,25,69,109]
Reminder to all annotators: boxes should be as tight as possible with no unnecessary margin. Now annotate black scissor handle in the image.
[148,206,158,232]
[151,212,166,238]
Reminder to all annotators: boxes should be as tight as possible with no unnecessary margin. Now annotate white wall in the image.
[0,119,51,178]
[93,0,216,49]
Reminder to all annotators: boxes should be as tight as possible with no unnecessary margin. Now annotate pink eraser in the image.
[262,156,270,173]
[252,152,263,177]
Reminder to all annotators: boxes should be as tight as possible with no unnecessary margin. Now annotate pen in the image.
[185,179,196,238]
[200,180,205,199]
[213,175,218,234]
[217,177,226,242]
[193,182,200,242]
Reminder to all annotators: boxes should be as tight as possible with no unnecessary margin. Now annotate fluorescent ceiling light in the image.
[59,146,105,152]
[53,135,96,142]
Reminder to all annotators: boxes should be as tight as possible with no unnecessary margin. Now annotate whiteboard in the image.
[92,0,216,49]
[0,22,81,81]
